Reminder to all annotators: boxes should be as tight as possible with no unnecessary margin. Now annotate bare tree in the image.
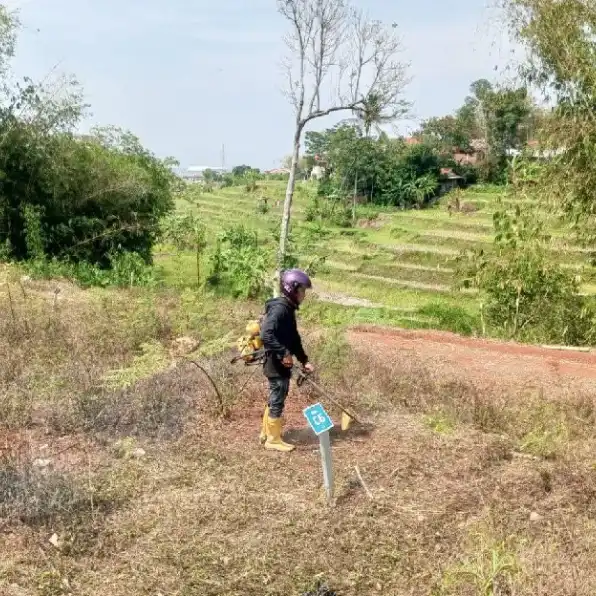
[276,0,409,272]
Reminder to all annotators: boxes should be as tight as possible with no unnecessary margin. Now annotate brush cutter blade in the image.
[340,411,353,431]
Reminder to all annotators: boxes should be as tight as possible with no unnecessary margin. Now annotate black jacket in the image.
[261,297,308,378]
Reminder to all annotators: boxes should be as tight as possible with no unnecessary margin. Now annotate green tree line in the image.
[0,8,176,272]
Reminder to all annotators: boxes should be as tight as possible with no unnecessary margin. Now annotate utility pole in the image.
[221,143,225,173]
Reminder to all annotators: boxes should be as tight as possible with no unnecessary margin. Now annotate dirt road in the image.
[347,326,596,389]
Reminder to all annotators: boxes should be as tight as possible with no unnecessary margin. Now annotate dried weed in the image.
[5,277,596,594]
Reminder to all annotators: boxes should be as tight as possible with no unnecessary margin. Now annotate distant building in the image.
[265,168,291,176]
[452,138,487,166]
[176,165,227,183]
[439,168,464,195]
[453,152,478,166]
[404,136,422,145]
[470,138,488,153]
[505,145,565,160]
[187,166,226,174]
[180,171,204,183]
[310,165,325,180]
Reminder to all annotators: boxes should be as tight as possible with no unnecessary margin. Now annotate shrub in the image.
[221,174,235,188]
[22,251,157,288]
[256,198,270,214]
[0,123,175,267]
[458,207,596,344]
[305,194,352,227]
[207,225,271,299]
[453,162,479,185]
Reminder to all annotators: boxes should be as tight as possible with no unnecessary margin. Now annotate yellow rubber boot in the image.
[260,408,286,443]
[259,406,270,444]
[265,417,295,452]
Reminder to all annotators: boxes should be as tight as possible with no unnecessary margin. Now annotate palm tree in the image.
[352,93,396,137]
[412,175,439,208]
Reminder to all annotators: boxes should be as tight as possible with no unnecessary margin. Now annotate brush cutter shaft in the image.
[297,371,361,424]
[230,355,361,424]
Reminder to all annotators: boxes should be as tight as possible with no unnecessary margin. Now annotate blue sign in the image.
[303,402,334,436]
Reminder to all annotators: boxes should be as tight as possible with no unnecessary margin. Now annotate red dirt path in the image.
[230,326,596,441]
[347,326,596,389]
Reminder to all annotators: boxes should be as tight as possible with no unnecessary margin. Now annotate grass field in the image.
[4,182,596,595]
[157,180,596,335]
[4,274,596,595]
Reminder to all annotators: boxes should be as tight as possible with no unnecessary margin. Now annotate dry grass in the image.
[3,274,596,594]
[0,275,255,432]
[0,455,94,527]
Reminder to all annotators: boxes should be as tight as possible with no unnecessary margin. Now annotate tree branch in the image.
[279,0,409,125]
[302,102,359,125]
[276,0,409,267]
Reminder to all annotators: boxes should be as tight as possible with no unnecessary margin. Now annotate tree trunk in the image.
[277,122,303,280]
[196,245,201,288]
[352,171,358,225]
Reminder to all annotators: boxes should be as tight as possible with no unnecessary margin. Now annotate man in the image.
[259,269,314,452]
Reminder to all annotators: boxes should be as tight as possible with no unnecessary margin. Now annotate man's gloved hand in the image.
[282,353,294,368]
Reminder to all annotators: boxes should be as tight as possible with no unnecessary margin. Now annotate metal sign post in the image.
[303,402,334,502]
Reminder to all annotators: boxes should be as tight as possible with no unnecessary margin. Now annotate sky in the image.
[5,0,518,170]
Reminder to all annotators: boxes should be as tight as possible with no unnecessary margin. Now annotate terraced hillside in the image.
[159,180,596,334]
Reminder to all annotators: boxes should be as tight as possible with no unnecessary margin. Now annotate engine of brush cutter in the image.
[234,319,264,364]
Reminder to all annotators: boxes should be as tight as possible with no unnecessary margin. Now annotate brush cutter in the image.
[230,349,361,430]
[232,320,265,365]
[230,348,265,366]
[296,369,361,430]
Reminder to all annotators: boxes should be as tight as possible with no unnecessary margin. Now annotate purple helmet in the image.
[280,269,312,301]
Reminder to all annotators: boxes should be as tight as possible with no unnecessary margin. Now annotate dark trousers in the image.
[268,377,290,418]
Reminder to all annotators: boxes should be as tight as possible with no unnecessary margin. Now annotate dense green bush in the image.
[452,162,479,185]
[0,9,175,288]
[255,198,270,214]
[207,226,271,299]
[23,251,157,288]
[0,123,175,267]
[458,208,596,345]
[306,125,453,210]
[305,194,352,227]
[221,174,235,188]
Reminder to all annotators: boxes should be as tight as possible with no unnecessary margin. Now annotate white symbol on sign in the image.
[313,414,326,426]
[303,403,333,435]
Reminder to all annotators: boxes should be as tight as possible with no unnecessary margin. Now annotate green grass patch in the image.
[418,302,479,335]
[163,182,596,335]
[355,260,455,287]
[424,410,457,434]
[303,300,437,329]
